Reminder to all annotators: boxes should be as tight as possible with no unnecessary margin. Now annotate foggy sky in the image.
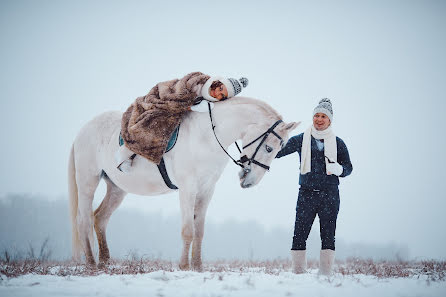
[1,0,445,260]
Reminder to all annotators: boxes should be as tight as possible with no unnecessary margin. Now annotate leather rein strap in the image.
[207,102,283,171]
[207,102,245,168]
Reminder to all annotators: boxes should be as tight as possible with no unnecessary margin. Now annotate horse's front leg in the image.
[191,187,214,272]
[179,188,196,270]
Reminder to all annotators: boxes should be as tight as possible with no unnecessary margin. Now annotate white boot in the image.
[115,145,135,173]
[291,250,307,274]
[319,249,335,276]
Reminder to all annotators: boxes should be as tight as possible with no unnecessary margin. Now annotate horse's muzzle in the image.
[241,180,253,188]
[239,166,251,180]
[239,166,252,188]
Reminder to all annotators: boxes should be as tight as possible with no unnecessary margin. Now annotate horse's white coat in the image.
[68,97,299,270]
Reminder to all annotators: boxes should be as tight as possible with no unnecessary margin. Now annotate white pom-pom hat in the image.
[201,76,249,101]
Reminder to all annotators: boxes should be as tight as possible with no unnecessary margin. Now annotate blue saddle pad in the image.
[119,125,180,153]
[166,125,180,152]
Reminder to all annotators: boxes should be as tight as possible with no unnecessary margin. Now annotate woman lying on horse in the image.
[117,72,249,172]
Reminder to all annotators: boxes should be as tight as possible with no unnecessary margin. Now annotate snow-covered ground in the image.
[1,269,445,297]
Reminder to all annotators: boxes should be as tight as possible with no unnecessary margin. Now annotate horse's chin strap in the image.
[207,102,283,172]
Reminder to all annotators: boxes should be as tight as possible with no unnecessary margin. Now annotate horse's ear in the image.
[283,121,301,132]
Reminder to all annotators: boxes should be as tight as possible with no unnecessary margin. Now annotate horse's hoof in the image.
[86,263,97,271]
[179,263,190,271]
[192,264,203,272]
[97,261,108,270]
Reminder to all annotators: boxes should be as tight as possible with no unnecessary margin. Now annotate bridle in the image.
[238,119,284,171]
[207,102,284,172]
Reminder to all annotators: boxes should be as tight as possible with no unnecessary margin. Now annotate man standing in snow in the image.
[275,98,353,275]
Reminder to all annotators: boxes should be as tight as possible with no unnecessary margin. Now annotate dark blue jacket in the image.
[276,133,352,189]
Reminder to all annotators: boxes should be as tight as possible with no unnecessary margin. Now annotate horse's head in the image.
[238,120,300,188]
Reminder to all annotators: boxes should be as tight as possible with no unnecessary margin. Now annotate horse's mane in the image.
[218,96,283,121]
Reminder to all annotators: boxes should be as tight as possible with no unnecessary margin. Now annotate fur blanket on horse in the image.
[121,72,210,164]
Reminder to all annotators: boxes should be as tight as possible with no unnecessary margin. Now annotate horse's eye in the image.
[265,145,273,153]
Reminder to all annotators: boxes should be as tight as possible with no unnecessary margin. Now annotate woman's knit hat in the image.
[201,76,249,101]
[313,98,333,121]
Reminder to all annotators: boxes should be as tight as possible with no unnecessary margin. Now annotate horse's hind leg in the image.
[179,188,197,270]
[191,187,214,272]
[94,175,126,268]
[76,172,101,268]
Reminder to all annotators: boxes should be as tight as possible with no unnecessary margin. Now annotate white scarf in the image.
[300,125,337,175]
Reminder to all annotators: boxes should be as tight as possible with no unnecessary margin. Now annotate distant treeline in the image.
[0,194,409,261]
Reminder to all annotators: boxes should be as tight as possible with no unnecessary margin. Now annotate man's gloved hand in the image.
[326,161,343,176]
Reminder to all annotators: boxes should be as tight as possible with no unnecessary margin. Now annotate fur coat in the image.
[121,72,210,164]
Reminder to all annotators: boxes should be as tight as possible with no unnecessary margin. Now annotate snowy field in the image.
[1,259,445,297]
[1,270,446,297]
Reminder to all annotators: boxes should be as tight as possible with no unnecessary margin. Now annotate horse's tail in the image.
[68,144,82,261]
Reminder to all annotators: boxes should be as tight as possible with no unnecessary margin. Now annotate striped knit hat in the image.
[225,77,249,97]
[201,76,249,101]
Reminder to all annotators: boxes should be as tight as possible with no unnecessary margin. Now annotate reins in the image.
[207,102,283,171]
[207,102,245,168]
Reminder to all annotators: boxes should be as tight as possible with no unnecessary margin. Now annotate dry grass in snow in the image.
[1,257,445,282]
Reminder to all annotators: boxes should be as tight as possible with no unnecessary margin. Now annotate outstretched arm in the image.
[276,136,300,158]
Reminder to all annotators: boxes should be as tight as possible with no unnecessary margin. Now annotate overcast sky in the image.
[1,0,445,260]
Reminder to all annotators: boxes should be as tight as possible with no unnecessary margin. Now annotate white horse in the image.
[68,97,299,270]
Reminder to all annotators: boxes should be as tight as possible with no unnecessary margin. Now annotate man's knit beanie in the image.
[313,98,333,121]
